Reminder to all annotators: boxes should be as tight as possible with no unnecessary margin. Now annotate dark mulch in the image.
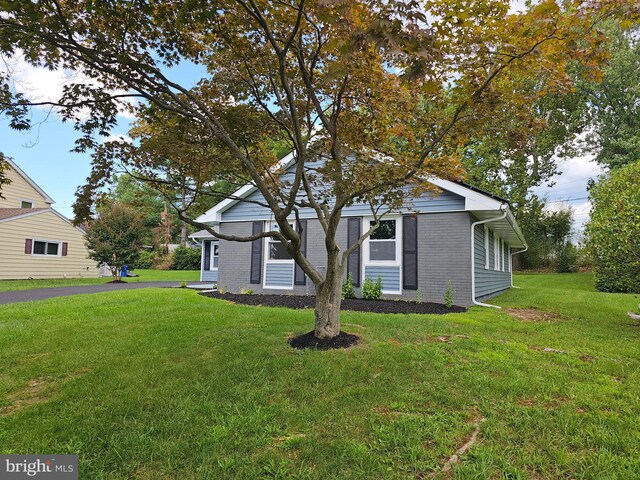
[200,292,466,314]
[289,330,360,350]
[107,280,128,284]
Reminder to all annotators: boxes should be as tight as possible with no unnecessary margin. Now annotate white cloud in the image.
[1,51,137,120]
[533,153,604,233]
[101,134,133,144]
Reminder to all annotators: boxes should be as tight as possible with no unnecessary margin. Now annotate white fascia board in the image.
[195,151,298,223]
[427,177,504,211]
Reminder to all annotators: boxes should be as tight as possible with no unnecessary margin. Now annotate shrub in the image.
[171,246,202,270]
[240,288,254,295]
[444,280,454,308]
[84,202,145,281]
[134,250,154,269]
[362,276,382,301]
[556,243,578,273]
[341,273,356,299]
[585,161,640,293]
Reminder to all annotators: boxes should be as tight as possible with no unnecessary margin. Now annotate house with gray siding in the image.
[190,153,527,307]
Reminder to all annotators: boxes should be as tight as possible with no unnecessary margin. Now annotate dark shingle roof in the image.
[0,208,47,221]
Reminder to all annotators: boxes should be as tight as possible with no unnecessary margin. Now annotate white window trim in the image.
[484,225,490,269]
[210,241,219,271]
[20,199,35,209]
[362,216,402,295]
[493,235,500,271]
[501,239,505,272]
[263,221,294,290]
[31,238,62,257]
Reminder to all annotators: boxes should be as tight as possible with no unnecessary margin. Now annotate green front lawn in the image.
[0,269,200,292]
[0,273,638,479]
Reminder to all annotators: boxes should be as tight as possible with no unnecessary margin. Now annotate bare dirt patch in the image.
[504,308,564,323]
[0,378,49,417]
[0,369,90,417]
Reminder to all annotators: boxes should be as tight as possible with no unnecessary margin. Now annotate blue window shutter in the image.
[203,241,211,271]
[403,215,418,290]
[294,219,307,285]
[250,221,263,284]
[347,217,362,287]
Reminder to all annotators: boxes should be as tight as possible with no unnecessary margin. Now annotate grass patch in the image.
[0,273,639,478]
[0,269,200,292]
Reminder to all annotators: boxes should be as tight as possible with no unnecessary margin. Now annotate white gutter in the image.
[470,205,508,309]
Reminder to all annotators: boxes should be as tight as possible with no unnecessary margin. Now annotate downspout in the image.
[470,204,507,308]
[509,246,528,288]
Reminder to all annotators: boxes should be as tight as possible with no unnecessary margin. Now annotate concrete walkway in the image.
[0,282,212,305]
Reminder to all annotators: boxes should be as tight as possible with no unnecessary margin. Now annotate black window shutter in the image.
[203,241,211,271]
[250,221,263,284]
[294,219,307,285]
[403,215,418,290]
[346,217,362,287]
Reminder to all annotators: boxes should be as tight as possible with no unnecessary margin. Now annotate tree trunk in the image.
[180,222,188,246]
[314,271,343,339]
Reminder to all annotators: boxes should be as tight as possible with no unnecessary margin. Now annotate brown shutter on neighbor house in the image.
[24,239,32,254]
[203,241,211,271]
[61,242,68,256]
[402,215,418,290]
[250,221,263,284]
[294,219,308,286]
[346,217,362,287]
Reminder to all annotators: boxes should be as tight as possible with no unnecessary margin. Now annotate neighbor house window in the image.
[368,219,397,262]
[494,235,500,270]
[484,225,490,269]
[32,240,60,256]
[20,200,33,209]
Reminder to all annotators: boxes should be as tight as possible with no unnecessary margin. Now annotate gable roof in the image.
[195,152,526,247]
[4,157,55,205]
[0,207,79,229]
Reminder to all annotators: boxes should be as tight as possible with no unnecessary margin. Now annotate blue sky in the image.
[1,51,601,233]
[1,59,207,219]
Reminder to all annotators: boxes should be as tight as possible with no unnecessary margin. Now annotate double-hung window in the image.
[32,240,61,256]
[210,242,219,269]
[267,223,293,260]
[368,220,397,262]
[263,222,295,289]
[363,217,402,295]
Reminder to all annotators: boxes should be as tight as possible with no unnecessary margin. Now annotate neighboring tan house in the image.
[0,158,97,280]
[191,152,528,307]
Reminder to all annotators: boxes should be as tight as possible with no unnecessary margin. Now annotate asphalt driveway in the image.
[0,282,212,305]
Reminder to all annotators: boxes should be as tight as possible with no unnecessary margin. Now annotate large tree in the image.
[1,1,637,339]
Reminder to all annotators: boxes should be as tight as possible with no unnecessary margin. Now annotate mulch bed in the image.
[289,331,360,350]
[107,280,128,284]
[200,291,466,314]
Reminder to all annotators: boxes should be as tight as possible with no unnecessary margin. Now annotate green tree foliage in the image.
[171,246,202,271]
[585,161,640,292]
[517,197,574,270]
[84,203,146,281]
[0,152,10,199]
[577,27,640,169]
